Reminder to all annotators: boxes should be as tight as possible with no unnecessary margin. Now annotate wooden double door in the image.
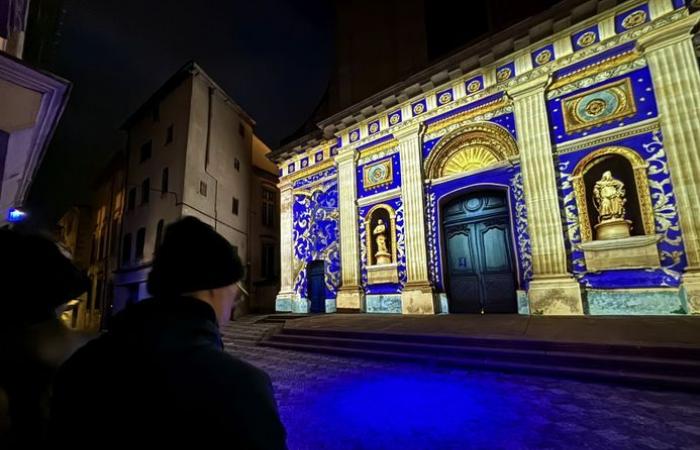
[443,191,517,314]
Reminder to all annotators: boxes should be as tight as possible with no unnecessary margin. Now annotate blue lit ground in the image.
[223,318,700,450]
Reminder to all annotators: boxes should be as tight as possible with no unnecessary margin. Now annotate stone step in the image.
[260,340,700,392]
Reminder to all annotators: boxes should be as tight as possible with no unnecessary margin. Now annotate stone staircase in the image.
[260,326,700,391]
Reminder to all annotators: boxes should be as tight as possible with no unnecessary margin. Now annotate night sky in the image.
[27,0,559,227]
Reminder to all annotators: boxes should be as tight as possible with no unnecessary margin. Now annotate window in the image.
[99,233,106,260]
[110,219,119,256]
[135,227,146,259]
[262,187,275,227]
[200,181,207,197]
[90,236,97,264]
[141,178,150,205]
[238,122,245,137]
[122,233,132,264]
[232,197,239,215]
[94,280,103,312]
[165,124,173,144]
[161,167,169,193]
[140,141,152,162]
[234,158,240,171]
[155,220,165,251]
[128,188,136,211]
[262,243,275,279]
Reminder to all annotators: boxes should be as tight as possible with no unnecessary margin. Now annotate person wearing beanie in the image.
[0,229,91,447]
[49,217,287,449]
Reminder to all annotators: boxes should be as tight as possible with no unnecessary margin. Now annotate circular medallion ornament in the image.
[367,163,389,184]
[465,197,483,211]
[575,90,620,123]
[622,10,647,29]
[350,130,360,141]
[467,80,482,93]
[413,102,425,115]
[535,49,552,65]
[576,31,597,48]
[439,92,453,104]
[369,122,379,133]
[496,67,512,82]
[389,113,400,125]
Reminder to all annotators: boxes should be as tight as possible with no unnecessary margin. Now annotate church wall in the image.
[274,0,698,315]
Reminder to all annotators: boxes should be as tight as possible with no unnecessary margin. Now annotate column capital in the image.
[393,122,425,140]
[278,178,293,192]
[507,74,552,99]
[638,12,700,52]
[334,146,357,165]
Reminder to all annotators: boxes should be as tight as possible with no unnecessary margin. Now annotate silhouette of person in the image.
[49,217,287,448]
[0,228,90,447]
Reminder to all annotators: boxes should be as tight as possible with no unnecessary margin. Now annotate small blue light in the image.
[7,208,27,222]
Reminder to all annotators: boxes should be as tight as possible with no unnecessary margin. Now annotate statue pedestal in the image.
[579,234,662,272]
[367,263,399,285]
[595,218,632,240]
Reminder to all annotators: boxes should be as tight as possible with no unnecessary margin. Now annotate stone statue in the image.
[593,170,626,222]
[592,170,631,240]
[373,219,392,265]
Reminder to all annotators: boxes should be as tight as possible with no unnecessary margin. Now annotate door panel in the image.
[307,262,325,313]
[443,192,517,314]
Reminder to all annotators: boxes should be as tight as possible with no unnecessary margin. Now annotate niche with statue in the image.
[573,147,661,271]
[364,204,399,284]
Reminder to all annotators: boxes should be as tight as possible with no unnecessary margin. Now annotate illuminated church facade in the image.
[270,0,700,315]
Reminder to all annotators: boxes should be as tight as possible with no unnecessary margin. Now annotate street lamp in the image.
[7,207,28,223]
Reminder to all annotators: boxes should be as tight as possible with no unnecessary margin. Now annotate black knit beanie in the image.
[0,228,89,323]
[147,216,244,297]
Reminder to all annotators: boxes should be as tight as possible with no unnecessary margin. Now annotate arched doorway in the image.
[442,190,517,313]
[307,260,326,313]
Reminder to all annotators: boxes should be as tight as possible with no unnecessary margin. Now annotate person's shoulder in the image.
[196,346,270,383]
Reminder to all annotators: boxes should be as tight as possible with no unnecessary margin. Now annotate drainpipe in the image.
[204,85,219,232]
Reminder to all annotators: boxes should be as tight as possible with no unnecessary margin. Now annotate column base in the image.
[527,276,583,315]
[336,286,365,311]
[275,291,294,312]
[401,282,438,315]
[681,270,700,314]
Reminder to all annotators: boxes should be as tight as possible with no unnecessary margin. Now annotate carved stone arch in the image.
[572,146,654,242]
[364,203,397,266]
[424,121,519,180]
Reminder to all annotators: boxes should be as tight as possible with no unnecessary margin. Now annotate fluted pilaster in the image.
[639,12,700,312]
[396,125,437,314]
[509,76,583,314]
[275,180,294,311]
[335,148,364,310]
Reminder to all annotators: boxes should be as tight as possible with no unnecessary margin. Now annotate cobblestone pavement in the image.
[223,317,700,450]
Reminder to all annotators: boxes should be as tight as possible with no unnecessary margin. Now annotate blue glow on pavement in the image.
[281,365,538,450]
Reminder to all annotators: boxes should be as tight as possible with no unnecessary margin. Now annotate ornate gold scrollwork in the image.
[572,146,654,242]
[424,122,519,180]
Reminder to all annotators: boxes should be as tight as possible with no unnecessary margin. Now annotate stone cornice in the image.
[356,187,402,207]
[555,117,660,154]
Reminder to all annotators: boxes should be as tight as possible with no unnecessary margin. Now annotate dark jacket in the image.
[49,296,287,449]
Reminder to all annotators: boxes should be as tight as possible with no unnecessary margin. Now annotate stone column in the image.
[395,125,437,314]
[335,148,365,310]
[275,179,294,312]
[509,76,583,315]
[639,12,700,313]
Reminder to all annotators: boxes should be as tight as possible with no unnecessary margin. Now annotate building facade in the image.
[271,0,700,316]
[114,62,277,315]
[0,0,70,226]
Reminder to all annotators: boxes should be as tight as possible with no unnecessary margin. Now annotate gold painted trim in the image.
[549,50,642,90]
[364,204,398,266]
[358,138,399,159]
[425,96,511,135]
[424,122,519,179]
[571,146,654,242]
[287,159,335,183]
[363,158,394,190]
[561,78,637,134]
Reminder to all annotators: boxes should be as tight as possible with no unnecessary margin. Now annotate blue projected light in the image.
[7,208,27,223]
[281,365,537,449]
